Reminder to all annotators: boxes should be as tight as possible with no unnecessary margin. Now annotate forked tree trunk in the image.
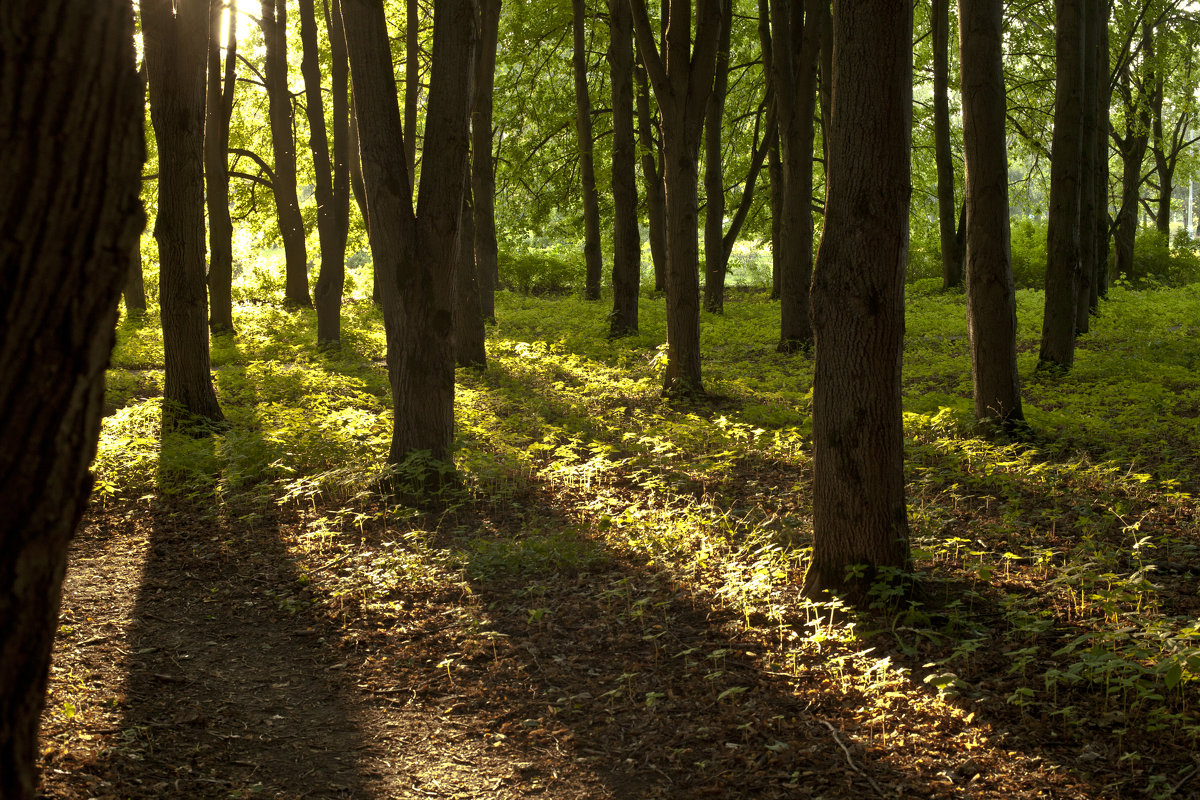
[0,8,142,796]
[342,0,475,471]
[144,0,225,430]
[472,0,501,323]
[205,0,237,334]
[609,0,641,335]
[805,0,911,603]
[1039,0,1084,372]
[933,0,963,290]
[262,0,312,307]
[573,0,604,300]
[960,0,1023,428]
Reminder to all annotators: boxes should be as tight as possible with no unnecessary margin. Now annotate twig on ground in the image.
[821,719,886,797]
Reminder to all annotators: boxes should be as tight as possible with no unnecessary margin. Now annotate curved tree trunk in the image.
[145,0,225,430]
[933,0,963,290]
[206,0,238,334]
[472,0,501,323]
[262,0,312,308]
[573,0,604,300]
[805,0,911,603]
[0,4,142,797]
[609,0,641,335]
[960,0,1023,428]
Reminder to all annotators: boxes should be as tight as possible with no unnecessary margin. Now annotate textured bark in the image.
[1113,27,1151,284]
[1076,0,1099,334]
[630,0,725,395]
[124,256,148,315]
[322,0,353,338]
[0,4,142,796]
[769,0,820,352]
[804,0,911,603]
[702,0,734,314]
[573,0,604,300]
[635,57,666,294]
[933,0,963,290]
[960,0,1023,427]
[342,0,475,470]
[609,0,641,336]
[300,0,347,347]
[1095,8,1110,303]
[262,0,312,307]
[206,0,237,334]
[455,191,487,368]
[1039,0,1084,372]
[472,0,501,323]
[144,0,225,429]
[405,0,420,178]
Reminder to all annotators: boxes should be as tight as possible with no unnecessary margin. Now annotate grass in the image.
[90,280,1200,797]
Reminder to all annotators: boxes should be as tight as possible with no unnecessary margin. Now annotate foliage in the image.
[498,238,587,294]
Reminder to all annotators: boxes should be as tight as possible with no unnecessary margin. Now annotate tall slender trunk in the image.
[635,56,666,293]
[1151,74,1172,236]
[1075,0,1099,334]
[405,0,420,178]
[455,188,487,367]
[145,0,225,429]
[206,0,237,334]
[574,0,604,300]
[702,0,733,314]
[1095,5,1110,303]
[124,254,148,315]
[472,0,501,323]
[1038,0,1084,372]
[933,0,963,289]
[321,0,352,333]
[960,0,1022,427]
[0,5,142,796]
[609,0,641,335]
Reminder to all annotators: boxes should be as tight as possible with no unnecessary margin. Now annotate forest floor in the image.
[36,288,1200,799]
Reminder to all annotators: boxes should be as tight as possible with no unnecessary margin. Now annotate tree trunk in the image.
[1151,72,1172,236]
[1038,0,1084,372]
[1094,3,1110,304]
[770,0,820,353]
[959,0,1023,428]
[1075,0,1100,334]
[635,56,667,294]
[805,0,911,603]
[145,0,225,430]
[573,0,604,300]
[405,0,420,178]
[630,0,725,396]
[609,0,641,336]
[124,255,148,315]
[455,190,487,368]
[757,0,782,300]
[1113,29,1151,285]
[702,0,734,314]
[472,0,501,323]
[206,0,237,334]
[342,0,475,471]
[262,0,312,307]
[0,7,142,797]
[300,0,347,347]
[933,0,963,290]
[322,0,352,338]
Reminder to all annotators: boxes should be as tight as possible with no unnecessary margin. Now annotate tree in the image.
[608,0,641,335]
[635,54,667,294]
[341,0,476,470]
[1111,18,1154,284]
[1039,0,1085,371]
[805,0,911,602]
[262,0,312,308]
[455,188,488,368]
[960,0,1023,428]
[472,0,502,323]
[702,0,734,314]
[573,0,604,300]
[0,3,143,796]
[144,0,225,430]
[206,0,238,335]
[630,0,725,395]
[933,0,964,289]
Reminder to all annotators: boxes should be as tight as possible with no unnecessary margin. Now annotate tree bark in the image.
[573,0,604,300]
[1039,0,1084,372]
[933,0,963,290]
[609,0,641,335]
[206,0,238,334]
[342,0,476,471]
[124,255,148,315]
[805,0,911,603]
[959,0,1023,428]
[630,0,726,396]
[1112,27,1151,284]
[144,0,225,430]
[455,189,487,368]
[405,0,420,178]
[472,0,501,323]
[1094,4,1110,303]
[324,0,352,330]
[702,0,734,314]
[1075,0,1100,334]
[635,56,667,294]
[0,4,142,797]
[262,0,312,307]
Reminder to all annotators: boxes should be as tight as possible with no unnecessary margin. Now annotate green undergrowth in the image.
[94,284,1200,795]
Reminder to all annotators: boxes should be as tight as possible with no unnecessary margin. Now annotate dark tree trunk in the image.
[0,6,142,796]
[206,0,237,334]
[144,0,225,430]
[959,0,1023,427]
[124,255,148,315]
[757,0,782,300]
[1113,28,1151,284]
[609,0,641,336]
[342,0,476,470]
[455,190,487,368]
[630,0,726,396]
[770,0,820,353]
[573,0,604,300]
[322,0,352,336]
[262,0,312,307]
[347,92,378,305]
[1094,5,1110,303]
[1039,0,1084,372]
[1151,72,1172,236]
[300,0,347,347]
[805,0,911,603]
[472,0,501,323]
[635,56,667,294]
[933,0,963,290]
[702,0,734,314]
[1075,0,1100,334]
[405,0,420,178]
